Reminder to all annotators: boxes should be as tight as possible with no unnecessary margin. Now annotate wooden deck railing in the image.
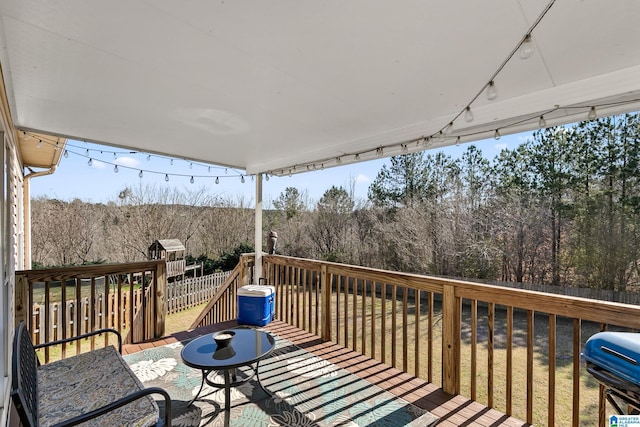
[193,253,640,427]
[191,257,252,328]
[15,260,167,361]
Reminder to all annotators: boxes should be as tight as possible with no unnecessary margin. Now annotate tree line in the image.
[31,114,640,291]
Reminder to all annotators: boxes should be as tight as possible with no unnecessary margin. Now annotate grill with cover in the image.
[583,331,640,414]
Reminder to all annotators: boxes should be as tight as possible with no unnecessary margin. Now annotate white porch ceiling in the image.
[1,1,640,176]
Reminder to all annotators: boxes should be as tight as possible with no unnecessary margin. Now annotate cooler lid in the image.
[238,285,275,297]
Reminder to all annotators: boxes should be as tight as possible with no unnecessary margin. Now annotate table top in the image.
[180,328,276,370]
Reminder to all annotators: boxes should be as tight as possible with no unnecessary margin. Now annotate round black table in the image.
[180,328,276,413]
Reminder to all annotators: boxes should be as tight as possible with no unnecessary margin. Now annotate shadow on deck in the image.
[123,320,529,427]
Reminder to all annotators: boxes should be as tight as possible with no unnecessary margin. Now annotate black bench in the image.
[11,321,172,426]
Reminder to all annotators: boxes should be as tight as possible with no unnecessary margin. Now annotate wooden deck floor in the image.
[123,320,529,427]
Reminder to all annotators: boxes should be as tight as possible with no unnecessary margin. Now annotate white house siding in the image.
[1,131,24,424]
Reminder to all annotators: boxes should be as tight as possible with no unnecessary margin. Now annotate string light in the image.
[190,176,194,184]
[336,157,342,164]
[486,81,498,101]
[114,165,119,173]
[240,175,245,183]
[139,170,143,178]
[588,106,597,120]
[36,139,42,148]
[464,107,474,123]
[494,129,501,140]
[165,174,169,182]
[518,34,534,59]
[443,122,453,135]
[538,115,547,127]
[88,158,92,166]
[215,177,219,184]
[64,150,69,158]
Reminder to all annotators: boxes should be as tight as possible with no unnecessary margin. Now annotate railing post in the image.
[155,261,167,338]
[15,272,28,327]
[240,254,249,285]
[321,264,331,341]
[442,284,460,395]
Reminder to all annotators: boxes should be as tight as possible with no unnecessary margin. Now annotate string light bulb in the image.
[147,154,151,161]
[486,81,498,101]
[588,106,597,120]
[538,115,547,127]
[88,158,93,166]
[36,140,42,148]
[165,174,169,182]
[138,170,143,178]
[354,153,360,161]
[265,173,269,181]
[443,122,453,135]
[114,165,119,173]
[240,175,245,183]
[190,176,194,184]
[336,157,342,164]
[401,144,408,153]
[518,34,534,59]
[464,107,474,123]
[64,150,69,158]
[494,129,501,140]
[215,177,219,184]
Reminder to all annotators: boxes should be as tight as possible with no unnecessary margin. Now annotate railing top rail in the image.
[15,260,166,281]
[262,254,640,329]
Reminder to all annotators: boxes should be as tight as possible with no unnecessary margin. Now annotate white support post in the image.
[254,173,263,283]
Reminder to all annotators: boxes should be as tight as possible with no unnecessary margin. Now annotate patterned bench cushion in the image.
[38,345,159,426]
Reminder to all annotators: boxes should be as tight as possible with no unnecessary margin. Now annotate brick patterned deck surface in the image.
[123,320,529,427]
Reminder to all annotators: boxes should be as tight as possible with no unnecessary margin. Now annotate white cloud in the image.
[355,173,370,184]
[114,156,140,167]
[90,160,106,169]
[495,143,508,151]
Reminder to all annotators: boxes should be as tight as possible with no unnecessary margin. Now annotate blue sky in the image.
[29,132,531,207]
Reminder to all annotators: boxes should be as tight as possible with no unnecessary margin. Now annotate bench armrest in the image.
[33,328,123,353]
[52,386,172,427]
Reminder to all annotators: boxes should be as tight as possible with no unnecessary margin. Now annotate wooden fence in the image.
[30,290,143,346]
[166,271,230,314]
[24,270,231,345]
[15,261,167,359]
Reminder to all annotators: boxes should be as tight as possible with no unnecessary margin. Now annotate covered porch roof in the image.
[1,1,639,176]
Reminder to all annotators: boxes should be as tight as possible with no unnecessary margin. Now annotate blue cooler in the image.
[237,285,275,326]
